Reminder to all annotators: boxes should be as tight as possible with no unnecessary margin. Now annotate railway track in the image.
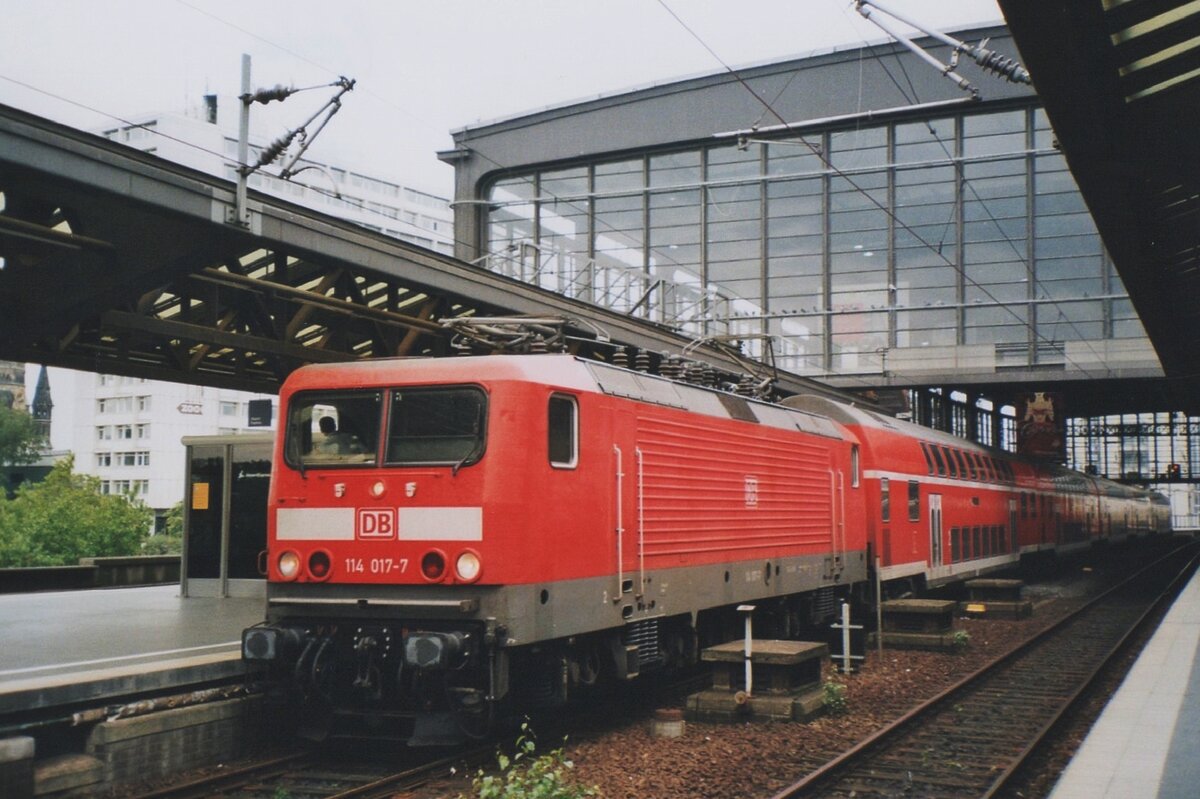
[128,745,490,799]
[773,541,1200,799]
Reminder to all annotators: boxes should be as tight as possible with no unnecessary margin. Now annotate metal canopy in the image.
[999,0,1200,410]
[0,103,855,403]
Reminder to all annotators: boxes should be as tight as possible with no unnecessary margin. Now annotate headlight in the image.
[369,480,386,498]
[277,550,301,581]
[455,550,482,583]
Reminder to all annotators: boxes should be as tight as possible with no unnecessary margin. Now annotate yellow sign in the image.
[965,603,987,614]
[192,482,210,510]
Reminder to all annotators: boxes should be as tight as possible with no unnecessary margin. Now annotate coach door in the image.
[1010,499,1019,553]
[929,493,950,580]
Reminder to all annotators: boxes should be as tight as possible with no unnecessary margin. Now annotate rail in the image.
[773,539,1200,798]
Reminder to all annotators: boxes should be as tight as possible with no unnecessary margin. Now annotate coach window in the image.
[1020,492,1028,518]
[881,477,890,521]
[941,446,958,478]
[951,527,961,562]
[919,443,935,475]
[952,450,970,480]
[548,394,578,468]
[930,445,947,477]
[851,445,860,487]
[908,480,920,521]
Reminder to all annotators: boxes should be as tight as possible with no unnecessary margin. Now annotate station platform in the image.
[0,585,263,718]
[1049,566,1200,798]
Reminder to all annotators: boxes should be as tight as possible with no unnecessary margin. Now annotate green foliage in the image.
[140,532,182,556]
[823,679,849,716]
[162,501,184,538]
[951,629,972,652]
[466,723,598,799]
[0,455,153,567]
[0,405,42,467]
[140,502,184,555]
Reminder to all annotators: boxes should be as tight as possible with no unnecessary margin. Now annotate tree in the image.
[0,455,153,567]
[0,405,41,467]
[140,501,183,555]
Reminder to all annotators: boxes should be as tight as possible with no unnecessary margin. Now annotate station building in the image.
[441,23,1200,522]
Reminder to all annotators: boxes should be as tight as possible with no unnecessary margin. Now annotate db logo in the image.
[357,508,396,540]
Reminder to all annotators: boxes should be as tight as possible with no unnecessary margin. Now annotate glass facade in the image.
[481,103,1144,378]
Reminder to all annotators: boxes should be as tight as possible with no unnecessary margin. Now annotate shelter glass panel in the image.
[829,126,887,170]
[595,158,645,194]
[593,194,646,273]
[1112,298,1147,339]
[897,309,957,347]
[831,310,887,373]
[538,196,590,294]
[539,166,588,199]
[706,184,762,305]
[650,151,701,188]
[486,177,536,267]
[707,143,763,181]
[894,118,956,164]
[649,189,702,279]
[964,305,1029,345]
[962,110,1027,157]
[767,140,826,177]
[1037,300,1104,342]
[770,315,824,375]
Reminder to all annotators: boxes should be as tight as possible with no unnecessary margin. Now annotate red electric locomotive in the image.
[243,354,869,742]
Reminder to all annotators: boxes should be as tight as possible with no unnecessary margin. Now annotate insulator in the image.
[661,355,681,380]
[737,375,755,396]
[251,84,294,105]
[529,335,548,354]
[974,47,1031,84]
[254,133,293,168]
[635,351,651,373]
[613,347,629,369]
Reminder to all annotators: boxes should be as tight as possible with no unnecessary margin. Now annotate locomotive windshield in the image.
[283,386,487,469]
[285,390,383,468]
[385,387,486,467]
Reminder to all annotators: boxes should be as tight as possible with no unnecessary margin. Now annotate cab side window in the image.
[548,394,578,468]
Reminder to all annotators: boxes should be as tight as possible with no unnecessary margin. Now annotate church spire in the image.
[31,366,52,442]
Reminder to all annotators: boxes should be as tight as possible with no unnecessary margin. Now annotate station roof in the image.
[999,0,1200,410]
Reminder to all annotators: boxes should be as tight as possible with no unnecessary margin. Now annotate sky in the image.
[0,0,1004,196]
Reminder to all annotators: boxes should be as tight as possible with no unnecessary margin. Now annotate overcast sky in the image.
[0,0,1002,195]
